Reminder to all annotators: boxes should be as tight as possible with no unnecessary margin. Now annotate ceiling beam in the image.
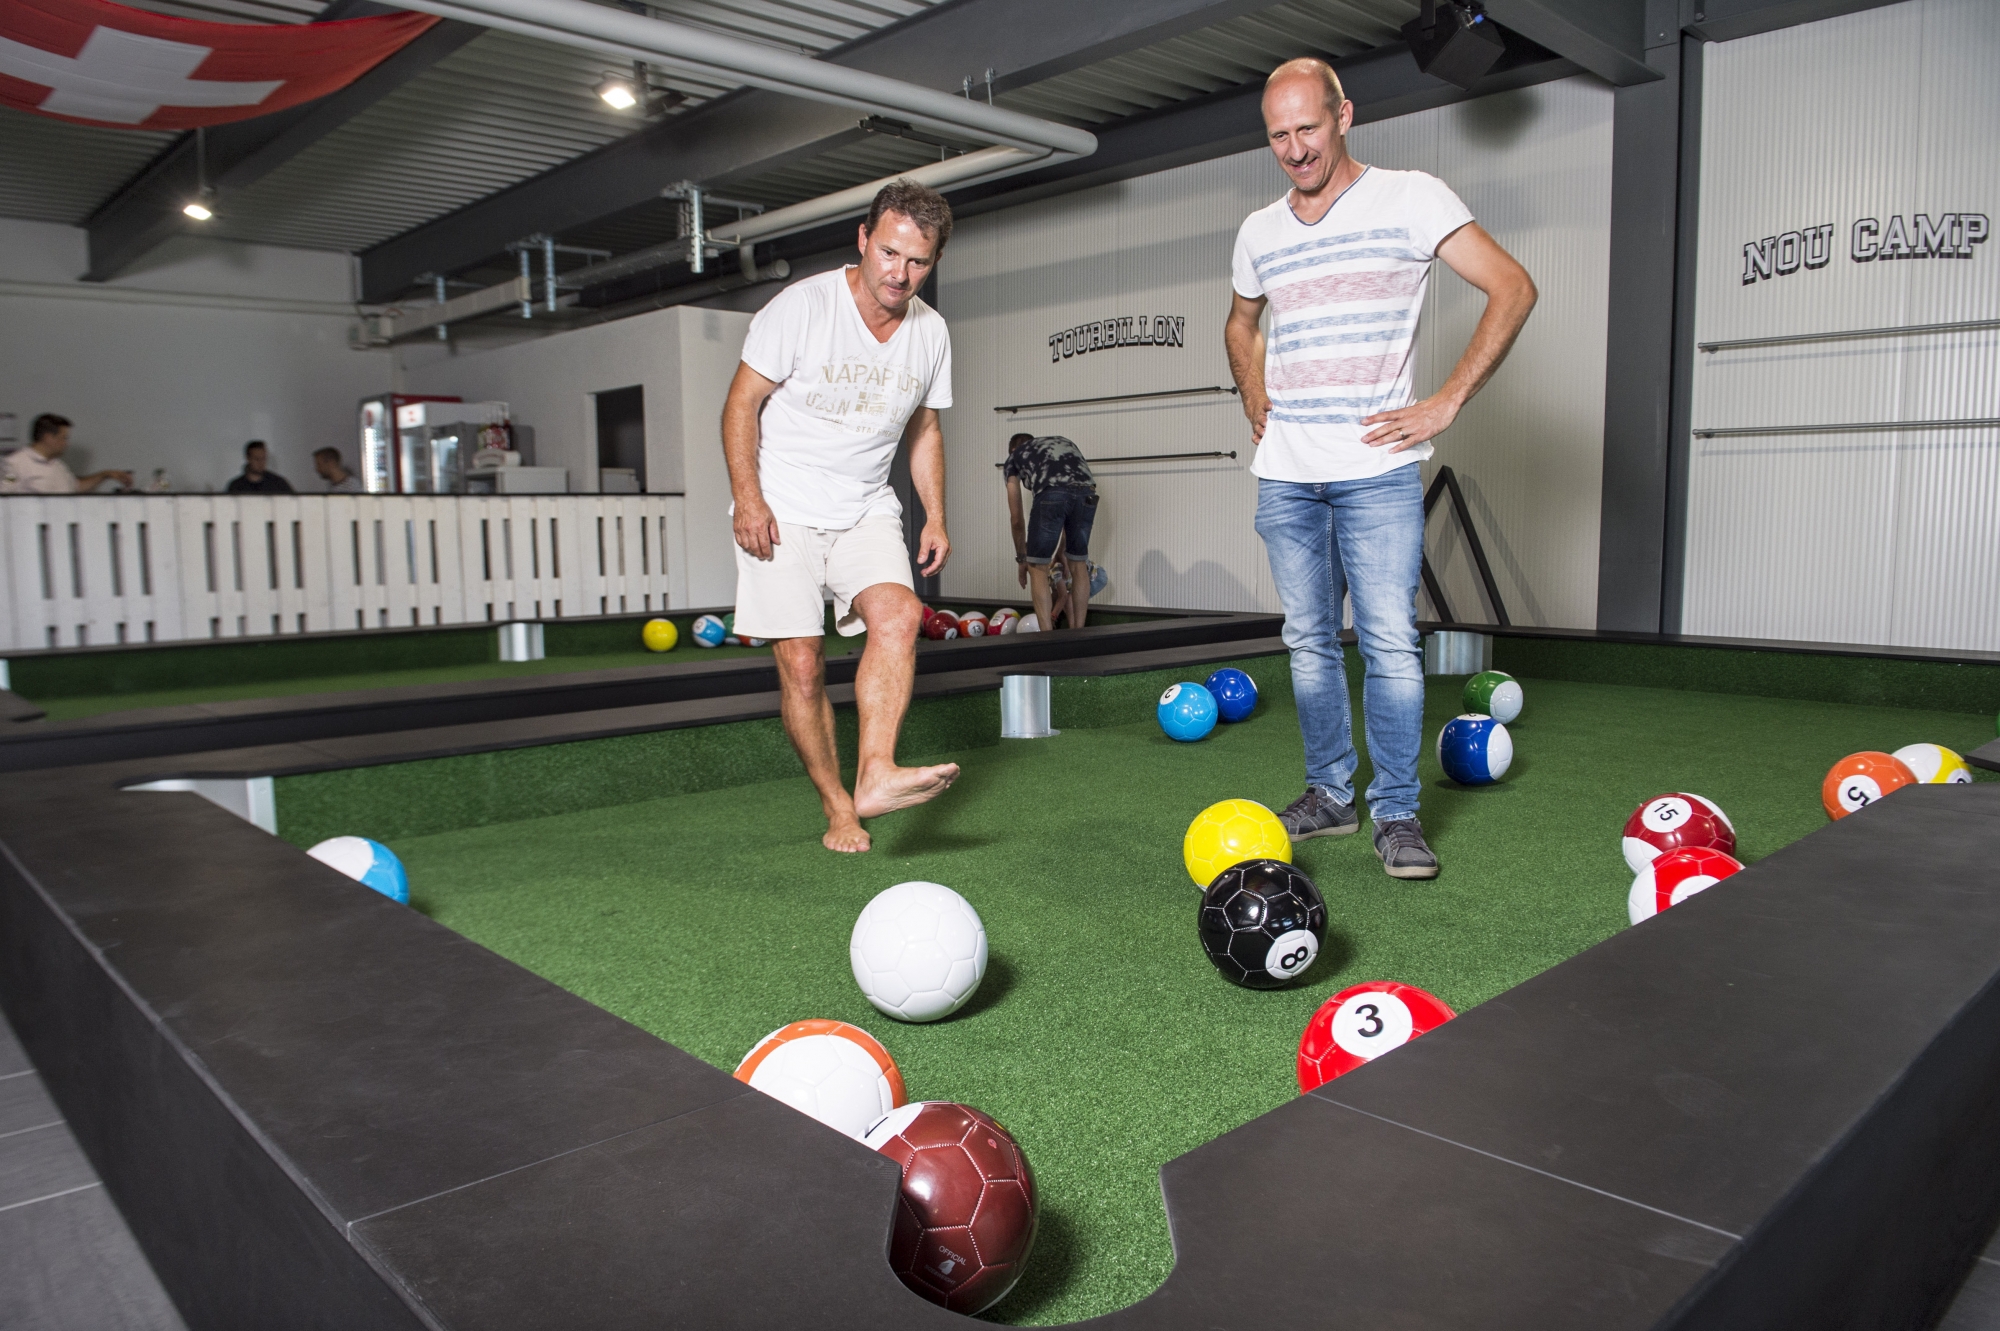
[81,3,481,283]
[1479,0,1660,85]
[572,37,1581,312]
[1680,0,1907,43]
[357,0,1295,302]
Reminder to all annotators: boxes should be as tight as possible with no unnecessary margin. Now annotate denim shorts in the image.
[1024,487,1098,563]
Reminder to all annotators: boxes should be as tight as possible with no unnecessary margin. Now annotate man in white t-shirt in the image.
[723,179,959,853]
[1224,58,1536,881]
[0,414,133,494]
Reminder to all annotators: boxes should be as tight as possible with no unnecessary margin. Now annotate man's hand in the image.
[733,496,781,560]
[918,521,950,576]
[1361,395,1459,451]
[1242,390,1271,443]
[1017,558,1028,589]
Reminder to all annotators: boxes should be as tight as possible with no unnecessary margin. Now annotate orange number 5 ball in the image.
[1821,751,1917,820]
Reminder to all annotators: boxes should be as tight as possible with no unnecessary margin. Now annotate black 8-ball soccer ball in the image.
[1198,859,1327,989]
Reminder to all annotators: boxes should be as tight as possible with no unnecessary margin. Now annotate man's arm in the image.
[905,406,949,576]
[1005,474,1029,588]
[721,361,782,559]
[1223,293,1271,442]
[1362,223,1537,451]
[76,470,133,493]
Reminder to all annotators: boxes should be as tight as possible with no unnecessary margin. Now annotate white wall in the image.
[1682,0,2000,651]
[401,303,750,607]
[0,219,390,492]
[936,75,1613,624]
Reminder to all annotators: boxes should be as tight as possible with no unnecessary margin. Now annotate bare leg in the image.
[1066,558,1090,629]
[772,635,869,852]
[850,582,960,818]
[1028,564,1054,629]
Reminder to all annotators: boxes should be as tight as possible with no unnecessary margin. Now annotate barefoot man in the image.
[723,179,961,852]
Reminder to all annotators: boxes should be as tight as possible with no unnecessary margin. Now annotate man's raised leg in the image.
[849,582,960,818]
[772,635,870,852]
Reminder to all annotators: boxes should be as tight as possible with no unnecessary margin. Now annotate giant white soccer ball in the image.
[850,881,988,1022]
[733,1020,905,1139]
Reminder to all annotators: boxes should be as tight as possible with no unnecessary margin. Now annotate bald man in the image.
[1223,58,1536,881]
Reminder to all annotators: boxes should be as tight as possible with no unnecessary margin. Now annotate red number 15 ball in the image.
[1296,981,1455,1092]
[1621,792,1735,873]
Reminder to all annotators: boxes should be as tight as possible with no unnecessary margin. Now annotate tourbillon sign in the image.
[1742,212,1989,284]
[1048,315,1185,361]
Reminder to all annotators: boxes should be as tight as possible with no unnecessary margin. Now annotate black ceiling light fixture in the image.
[595,59,687,116]
[1401,0,1506,91]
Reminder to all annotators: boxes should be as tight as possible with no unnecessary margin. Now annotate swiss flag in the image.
[0,0,439,129]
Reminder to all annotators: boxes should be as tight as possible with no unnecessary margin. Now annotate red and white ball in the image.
[1295,981,1455,1092]
[923,610,960,641]
[864,1101,1037,1315]
[1627,846,1743,924]
[960,611,990,637]
[733,1019,906,1139]
[1620,792,1736,873]
[990,608,1019,634]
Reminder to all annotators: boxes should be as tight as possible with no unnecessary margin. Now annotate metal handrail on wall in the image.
[994,386,1241,414]
[1693,418,2000,439]
[1697,316,2000,353]
[1421,466,1510,628]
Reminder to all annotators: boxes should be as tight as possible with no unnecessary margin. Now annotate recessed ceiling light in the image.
[183,199,213,221]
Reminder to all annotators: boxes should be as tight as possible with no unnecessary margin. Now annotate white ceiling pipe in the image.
[397,0,1095,161]
[705,146,1042,247]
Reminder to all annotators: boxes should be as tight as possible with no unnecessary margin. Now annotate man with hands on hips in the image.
[1224,57,1536,880]
[722,179,961,854]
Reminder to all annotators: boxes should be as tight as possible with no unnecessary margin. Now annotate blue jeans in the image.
[1023,487,1098,563]
[1254,466,1425,821]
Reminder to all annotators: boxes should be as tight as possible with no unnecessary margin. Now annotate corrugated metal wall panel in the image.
[1682,0,2000,651]
[938,74,1612,625]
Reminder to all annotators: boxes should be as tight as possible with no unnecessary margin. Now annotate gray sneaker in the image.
[1278,787,1360,840]
[1372,817,1439,880]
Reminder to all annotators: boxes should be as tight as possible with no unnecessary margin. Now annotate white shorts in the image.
[733,512,913,639]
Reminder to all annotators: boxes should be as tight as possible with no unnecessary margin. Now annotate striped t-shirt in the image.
[1231,167,1473,482]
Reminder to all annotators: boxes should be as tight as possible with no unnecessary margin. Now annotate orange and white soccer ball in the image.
[734,1020,906,1138]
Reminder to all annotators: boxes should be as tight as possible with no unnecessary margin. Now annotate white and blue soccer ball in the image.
[306,836,410,904]
[691,613,728,647]
[1436,714,1513,786]
[850,881,987,1022]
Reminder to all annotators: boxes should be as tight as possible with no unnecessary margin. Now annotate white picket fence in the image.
[0,494,689,652]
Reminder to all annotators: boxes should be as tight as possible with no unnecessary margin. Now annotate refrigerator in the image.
[395,402,511,494]
[357,394,461,493]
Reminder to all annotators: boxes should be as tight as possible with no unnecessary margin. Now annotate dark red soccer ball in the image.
[863,1101,1037,1314]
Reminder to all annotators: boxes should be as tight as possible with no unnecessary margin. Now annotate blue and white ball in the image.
[1157,682,1219,742]
[306,836,410,904]
[691,613,727,647]
[1436,714,1513,785]
[1205,668,1259,723]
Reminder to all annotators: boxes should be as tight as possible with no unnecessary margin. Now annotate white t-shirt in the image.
[0,447,78,494]
[739,267,953,529]
[1232,167,1474,482]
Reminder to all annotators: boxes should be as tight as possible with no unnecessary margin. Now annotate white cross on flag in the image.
[0,0,438,129]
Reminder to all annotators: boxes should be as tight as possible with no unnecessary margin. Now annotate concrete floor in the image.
[0,1000,1996,1331]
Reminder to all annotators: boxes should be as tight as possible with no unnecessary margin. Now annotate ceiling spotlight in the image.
[183,129,216,221]
[595,73,639,110]
[1401,0,1505,91]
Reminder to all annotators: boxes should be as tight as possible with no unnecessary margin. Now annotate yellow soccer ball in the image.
[642,618,679,652]
[1183,798,1291,888]
[1892,742,1972,784]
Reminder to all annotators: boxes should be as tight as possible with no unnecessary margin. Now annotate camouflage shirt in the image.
[1003,435,1095,494]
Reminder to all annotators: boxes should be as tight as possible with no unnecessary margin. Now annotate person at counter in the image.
[313,447,362,493]
[0,414,132,494]
[227,441,294,494]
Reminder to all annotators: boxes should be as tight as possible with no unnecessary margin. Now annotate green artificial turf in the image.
[359,670,1995,1324]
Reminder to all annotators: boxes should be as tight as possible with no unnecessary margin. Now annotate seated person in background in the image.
[1004,432,1098,630]
[227,440,294,494]
[0,414,132,494]
[313,447,362,493]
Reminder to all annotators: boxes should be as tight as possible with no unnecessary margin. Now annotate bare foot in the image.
[853,763,961,819]
[824,814,872,853]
